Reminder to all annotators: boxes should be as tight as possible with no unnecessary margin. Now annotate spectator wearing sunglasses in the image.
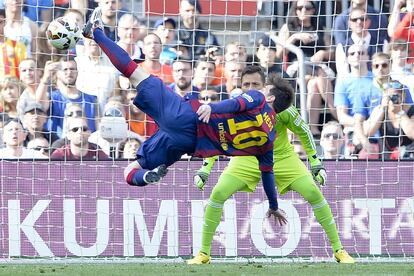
[199,88,219,104]
[89,99,144,158]
[360,80,414,160]
[51,117,108,161]
[50,102,85,151]
[47,57,99,138]
[27,137,50,159]
[320,121,345,159]
[333,0,388,49]
[277,1,336,136]
[352,52,390,159]
[335,7,388,77]
[354,53,413,159]
[335,44,373,129]
[335,45,380,159]
[58,102,86,140]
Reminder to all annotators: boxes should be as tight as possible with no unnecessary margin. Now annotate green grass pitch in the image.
[0,263,413,276]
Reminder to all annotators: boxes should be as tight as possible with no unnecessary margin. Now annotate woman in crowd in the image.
[365,81,414,159]
[0,76,24,118]
[277,0,336,135]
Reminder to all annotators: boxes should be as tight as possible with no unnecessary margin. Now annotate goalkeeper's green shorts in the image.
[222,153,311,195]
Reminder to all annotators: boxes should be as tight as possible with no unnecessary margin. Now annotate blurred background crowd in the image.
[0,0,414,161]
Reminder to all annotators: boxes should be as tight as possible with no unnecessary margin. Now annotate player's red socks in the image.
[126,168,138,185]
[93,28,138,78]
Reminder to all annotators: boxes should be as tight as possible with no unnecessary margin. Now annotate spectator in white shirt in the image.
[75,38,119,110]
[0,118,44,159]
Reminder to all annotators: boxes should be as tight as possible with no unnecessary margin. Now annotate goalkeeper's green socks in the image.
[290,176,342,252]
[200,173,245,256]
[312,198,342,252]
[200,200,223,255]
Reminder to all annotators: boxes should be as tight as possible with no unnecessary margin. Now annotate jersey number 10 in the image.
[227,113,273,150]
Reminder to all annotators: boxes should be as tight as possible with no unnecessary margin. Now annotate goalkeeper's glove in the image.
[309,154,327,186]
[193,156,218,190]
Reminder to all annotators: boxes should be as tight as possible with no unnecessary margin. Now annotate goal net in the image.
[0,0,413,262]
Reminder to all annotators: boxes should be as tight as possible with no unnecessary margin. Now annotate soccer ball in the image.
[46,17,81,50]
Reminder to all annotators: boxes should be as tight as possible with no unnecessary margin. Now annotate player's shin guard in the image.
[92,28,137,78]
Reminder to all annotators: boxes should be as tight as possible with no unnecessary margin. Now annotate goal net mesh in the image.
[0,0,413,261]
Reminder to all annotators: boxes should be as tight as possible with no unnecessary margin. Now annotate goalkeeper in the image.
[188,67,355,264]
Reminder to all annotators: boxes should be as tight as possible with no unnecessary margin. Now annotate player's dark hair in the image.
[0,9,5,18]
[172,57,194,68]
[195,56,216,69]
[241,65,265,85]
[267,73,294,113]
[145,32,162,44]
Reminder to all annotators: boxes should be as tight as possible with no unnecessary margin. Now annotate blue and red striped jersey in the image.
[190,90,276,172]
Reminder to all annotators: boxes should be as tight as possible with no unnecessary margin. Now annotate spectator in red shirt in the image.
[393,8,414,62]
[51,117,108,161]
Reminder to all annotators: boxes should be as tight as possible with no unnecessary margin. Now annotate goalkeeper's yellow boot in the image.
[187,252,211,265]
[334,249,355,263]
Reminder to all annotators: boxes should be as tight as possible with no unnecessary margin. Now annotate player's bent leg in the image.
[84,13,148,84]
[124,161,168,186]
[188,174,246,265]
[289,176,354,263]
[91,28,140,79]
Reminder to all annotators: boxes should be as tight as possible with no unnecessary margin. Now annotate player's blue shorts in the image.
[134,76,198,169]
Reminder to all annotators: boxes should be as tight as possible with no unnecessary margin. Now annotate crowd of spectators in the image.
[0,0,414,161]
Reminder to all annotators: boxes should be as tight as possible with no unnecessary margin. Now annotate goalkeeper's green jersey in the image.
[273,105,317,161]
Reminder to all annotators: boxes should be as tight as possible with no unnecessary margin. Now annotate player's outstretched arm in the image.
[196,90,265,123]
[282,106,327,186]
[261,170,287,225]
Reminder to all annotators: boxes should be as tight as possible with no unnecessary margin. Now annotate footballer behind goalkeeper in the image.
[188,67,355,265]
[83,8,294,224]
